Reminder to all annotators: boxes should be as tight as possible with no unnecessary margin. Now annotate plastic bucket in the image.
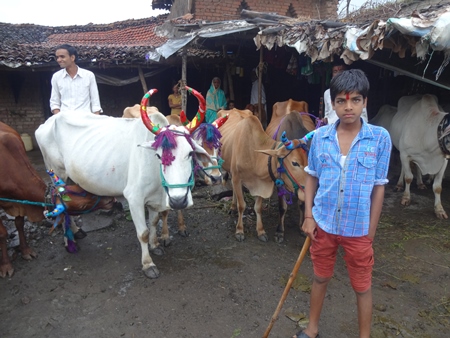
[21,133,33,151]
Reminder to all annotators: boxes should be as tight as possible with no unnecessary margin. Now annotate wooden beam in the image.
[181,51,187,112]
[138,66,148,93]
[258,46,266,128]
[241,9,291,21]
[223,45,235,102]
[366,59,450,91]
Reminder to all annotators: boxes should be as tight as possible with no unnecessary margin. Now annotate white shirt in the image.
[324,88,368,124]
[50,67,102,113]
[250,80,266,105]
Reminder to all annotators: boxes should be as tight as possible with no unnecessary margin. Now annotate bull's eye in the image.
[292,161,300,167]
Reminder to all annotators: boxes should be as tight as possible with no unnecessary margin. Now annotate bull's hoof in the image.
[143,266,160,279]
[258,233,269,242]
[274,232,284,243]
[74,228,87,240]
[417,183,427,190]
[235,233,245,242]
[435,209,448,220]
[21,248,37,261]
[401,198,410,206]
[150,246,165,256]
[160,237,172,247]
[178,230,190,238]
[0,263,14,278]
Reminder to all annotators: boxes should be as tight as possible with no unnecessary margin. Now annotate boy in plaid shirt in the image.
[293,69,392,338]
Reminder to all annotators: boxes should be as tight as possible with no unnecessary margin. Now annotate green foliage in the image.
[230,328,241,337]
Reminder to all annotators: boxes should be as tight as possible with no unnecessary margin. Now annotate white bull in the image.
[371,103,431,191]
[36,88,211,278]
[389,94,450,219]
[369,104,397,131]
[122,103,228,246]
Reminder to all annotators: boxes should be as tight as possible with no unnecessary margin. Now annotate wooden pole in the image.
[222,44,234,103]
[227,67,234,100]
[258,47,266,127]
[262,237,311,338]
[181,51,187,112]
[138,66,148,94]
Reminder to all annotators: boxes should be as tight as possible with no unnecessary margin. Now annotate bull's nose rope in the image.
[0,197,53,207]
[159,162,195,190]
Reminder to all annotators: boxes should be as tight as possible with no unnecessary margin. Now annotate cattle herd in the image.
[1,89,449,279]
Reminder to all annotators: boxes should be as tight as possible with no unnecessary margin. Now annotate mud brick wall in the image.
[193,0,339,21]
[0,72,46,148]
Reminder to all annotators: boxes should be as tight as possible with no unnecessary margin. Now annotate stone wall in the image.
[193,0,339,21]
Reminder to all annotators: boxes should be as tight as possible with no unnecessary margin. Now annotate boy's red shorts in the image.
[310,226,374,292]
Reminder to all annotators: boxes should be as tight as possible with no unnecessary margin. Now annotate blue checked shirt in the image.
[305,120,392,237]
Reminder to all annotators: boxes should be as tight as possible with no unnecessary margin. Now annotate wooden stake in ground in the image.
[262,236,311,338]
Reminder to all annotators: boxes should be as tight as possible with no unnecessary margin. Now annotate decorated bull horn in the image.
[140,89,161,135]
[302,130,316,143]
[184,86,206,133]
[212,114,229,129]
[281,131,301,150]
[47,169,66,186]
[281,131,294,149]
[179,110,189,126]
[44,203,66,218]
[281,130,316,150]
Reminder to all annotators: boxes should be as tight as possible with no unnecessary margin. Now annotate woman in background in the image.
[168,83,182,115]
[205,77,227,123]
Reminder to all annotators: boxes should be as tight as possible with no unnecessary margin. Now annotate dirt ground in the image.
[1,149,449,338]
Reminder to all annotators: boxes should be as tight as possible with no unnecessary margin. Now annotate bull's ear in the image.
[193,142,213,164]
[196,152,213,165]
[139,141,155,149]
[255,146,291,157]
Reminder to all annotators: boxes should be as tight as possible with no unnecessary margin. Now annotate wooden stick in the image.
[182,51,187,112]
[138,66,148,94]
[262,236,311,338]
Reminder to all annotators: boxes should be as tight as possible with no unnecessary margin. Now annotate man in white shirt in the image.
[50,44,102,115]
[49,45,103,241]
[323,63,368,125]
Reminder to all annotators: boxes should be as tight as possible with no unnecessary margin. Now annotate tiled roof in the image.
[0,16,175,68]
[45,22,167,47]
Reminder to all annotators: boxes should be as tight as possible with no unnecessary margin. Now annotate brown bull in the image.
[266,99,314,139]
[0,122,115,277]
[266,112,312,241]
[219,109,308,242]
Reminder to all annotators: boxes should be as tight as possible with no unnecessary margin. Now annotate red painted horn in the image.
[140,89,161,135]
[212,114,229,129]
[179,110,189,126]
[184,86,206,133]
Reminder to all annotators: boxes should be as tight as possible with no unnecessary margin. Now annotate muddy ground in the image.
[1,149,449,338]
